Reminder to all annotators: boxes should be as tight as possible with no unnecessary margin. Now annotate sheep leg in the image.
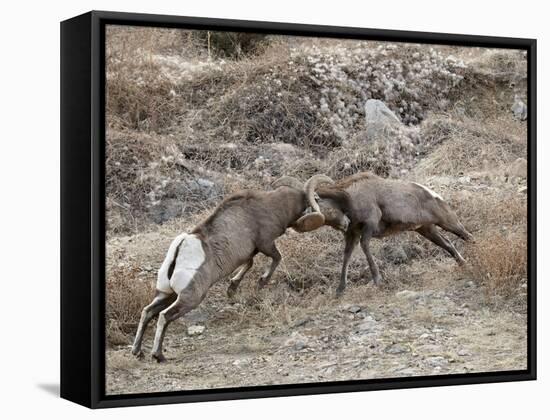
[257,244,282,288]
[360,228,382,286]
[227,259,254,298]
[151,290,203,363]
[417,224,466,265]
[336,230,360,297]
[437,220,474,242]
[131,291,175,357]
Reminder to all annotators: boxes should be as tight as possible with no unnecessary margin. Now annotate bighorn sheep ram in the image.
[131,174,338,362]
[280,172,473,296]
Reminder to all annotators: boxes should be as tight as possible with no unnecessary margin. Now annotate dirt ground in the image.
[106,258,527,394]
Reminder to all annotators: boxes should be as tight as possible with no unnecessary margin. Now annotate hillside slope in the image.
[104,27,528,394]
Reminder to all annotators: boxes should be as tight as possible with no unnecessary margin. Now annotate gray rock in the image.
[364,99,403,141]
[511,96,528,121]
[345,304,362,314]
[385,343,410,354]
[188,177,219,199]
[457,349,470,357]
[187,325,205,336]
[425,356,448,367]
[293,317,314,328]
[149,198,183,224]
[293,341,308,351]
[196,178,215,189]
[381,243,408,264]
[356,317,379,332]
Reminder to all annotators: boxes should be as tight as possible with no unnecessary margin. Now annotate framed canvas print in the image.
[60,10,536,408]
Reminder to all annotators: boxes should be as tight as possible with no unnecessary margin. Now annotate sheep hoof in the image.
[257,277,269,289]
[131,348,144,359]
[152,353,167,363]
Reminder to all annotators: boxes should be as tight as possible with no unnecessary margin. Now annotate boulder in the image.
[364,99,403,140]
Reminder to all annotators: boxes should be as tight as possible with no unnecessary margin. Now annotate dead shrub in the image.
[106,259,155,346]
[465,230,527,297]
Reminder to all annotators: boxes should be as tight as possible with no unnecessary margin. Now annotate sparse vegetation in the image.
[104,26,528,393]
[466,230,527,299]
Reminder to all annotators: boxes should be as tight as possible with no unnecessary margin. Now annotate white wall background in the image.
[0,0,546,417]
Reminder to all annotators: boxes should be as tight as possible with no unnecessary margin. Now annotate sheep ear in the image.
[293,212,325,232]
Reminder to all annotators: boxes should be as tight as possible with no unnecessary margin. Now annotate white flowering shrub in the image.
[297,43,467,137]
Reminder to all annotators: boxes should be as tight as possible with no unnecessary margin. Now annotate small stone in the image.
[293,317,313,328]
[518,186,528,194]
[294,341,308,351]
[385,343,410,354]
[391,308,402,317]
[187,325,205,336]
[457,349,470,357]
[511,96,527,120]
[345,304,362,314]
[396,290,421,300]
[357,318,379,332]
[426,356,448,367]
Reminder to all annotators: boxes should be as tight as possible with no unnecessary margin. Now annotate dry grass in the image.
[106,255,156,345]
[465,230,527,298]
[415,115,526,176]
[450,190,526,234]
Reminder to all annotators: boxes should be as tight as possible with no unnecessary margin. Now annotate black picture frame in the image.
[60,10,537,409]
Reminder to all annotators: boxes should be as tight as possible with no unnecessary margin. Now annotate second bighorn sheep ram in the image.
[279,172,473,296]
[131,174,336,362]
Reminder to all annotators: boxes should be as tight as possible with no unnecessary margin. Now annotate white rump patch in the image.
[412,182,444,201]
[156,233,205,294]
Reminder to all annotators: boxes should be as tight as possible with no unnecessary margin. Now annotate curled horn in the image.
[272,176,303,191]
[293,174,335,232]
[304,174,334,213]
